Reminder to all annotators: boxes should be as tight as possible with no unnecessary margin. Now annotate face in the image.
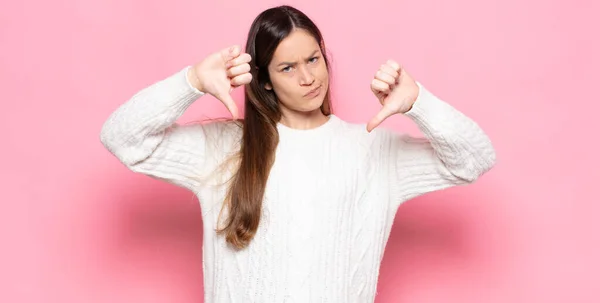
[265,29,329,116]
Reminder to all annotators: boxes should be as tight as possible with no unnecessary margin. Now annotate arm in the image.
[99,66,226,191]
[385,82,497,206]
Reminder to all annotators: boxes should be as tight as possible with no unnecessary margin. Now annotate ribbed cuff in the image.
[182,65,205,96]
[403,82,454,131]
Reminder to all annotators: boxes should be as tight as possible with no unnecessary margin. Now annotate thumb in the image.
[215,91,239,120]
[366,106,395,132]
[220,45,241,63]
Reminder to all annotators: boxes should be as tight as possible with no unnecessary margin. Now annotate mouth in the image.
[304,85,322,97]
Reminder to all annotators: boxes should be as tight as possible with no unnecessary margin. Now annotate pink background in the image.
[1,0,598,302]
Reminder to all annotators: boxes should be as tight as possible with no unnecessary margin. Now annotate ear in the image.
[264,83,272,90]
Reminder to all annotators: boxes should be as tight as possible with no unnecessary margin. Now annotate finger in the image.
[385,59,401,72]
[379,64,399,80]
[215,91,239,119]
[371,78,391,94]
[227,63,251,78]
[230,73,252,87]
[226,53,252,68]
[366,106,395,133]
[220,45,241,62]
[375,70,396,86]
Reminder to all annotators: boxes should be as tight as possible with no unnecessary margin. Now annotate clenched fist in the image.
[367,59,419,132]
[188,45,253,119]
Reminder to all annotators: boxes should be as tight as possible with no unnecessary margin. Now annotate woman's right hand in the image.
[188,45,253,119]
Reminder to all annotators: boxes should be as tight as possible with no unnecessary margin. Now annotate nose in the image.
[298,65,315,86]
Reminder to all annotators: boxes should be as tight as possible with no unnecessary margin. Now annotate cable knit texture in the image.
[100,66,496,303]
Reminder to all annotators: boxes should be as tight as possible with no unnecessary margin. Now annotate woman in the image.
[100,4,496,303]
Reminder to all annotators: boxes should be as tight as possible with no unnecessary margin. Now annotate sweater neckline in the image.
[276,114,339,137]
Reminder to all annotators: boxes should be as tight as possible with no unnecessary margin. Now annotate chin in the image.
[304,96,325,112]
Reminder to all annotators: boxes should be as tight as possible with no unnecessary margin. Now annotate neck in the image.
[279,109,329,130]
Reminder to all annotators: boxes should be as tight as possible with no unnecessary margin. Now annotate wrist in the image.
[186,66,203,92]
[400,84,420,114]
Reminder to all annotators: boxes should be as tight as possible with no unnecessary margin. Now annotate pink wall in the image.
[2,0,598,302]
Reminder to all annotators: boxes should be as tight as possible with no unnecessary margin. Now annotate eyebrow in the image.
[277,50,319,67]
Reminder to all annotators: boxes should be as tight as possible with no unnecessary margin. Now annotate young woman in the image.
[100,5,496,303]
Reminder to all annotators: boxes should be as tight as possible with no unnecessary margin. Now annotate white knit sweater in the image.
[100,66,496,303]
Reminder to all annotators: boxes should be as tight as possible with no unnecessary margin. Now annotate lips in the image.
[304,85,321,97]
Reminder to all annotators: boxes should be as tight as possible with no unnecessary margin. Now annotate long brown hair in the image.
[216,5,333,249]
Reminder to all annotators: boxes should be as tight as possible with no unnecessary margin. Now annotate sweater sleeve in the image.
[384,82,496,207]
[99,66,236,192]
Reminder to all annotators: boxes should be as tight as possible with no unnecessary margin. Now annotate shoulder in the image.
[170,118,242,155]
[199,119,243,152]
[333,116,396,144]
[332,116,368,136]
[333,115,415,156]
[199,119,243,139]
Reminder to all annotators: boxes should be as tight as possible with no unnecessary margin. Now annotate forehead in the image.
[271,29,320,62]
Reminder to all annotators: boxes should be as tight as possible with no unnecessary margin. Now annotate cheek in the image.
[268,73,287,90]
[270,77,299,101]
[316,65,329,81]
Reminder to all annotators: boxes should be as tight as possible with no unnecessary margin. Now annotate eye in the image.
[309,57,319,63]
[281,66,292,72]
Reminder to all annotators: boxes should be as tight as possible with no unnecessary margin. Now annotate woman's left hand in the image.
[367,60,420,132]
